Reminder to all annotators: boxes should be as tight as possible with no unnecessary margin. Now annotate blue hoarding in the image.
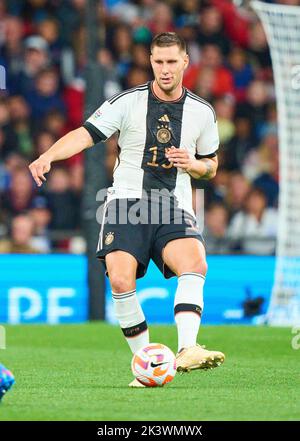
[0,255,275,325]
[105,256,275,325]
[0,255,88,324]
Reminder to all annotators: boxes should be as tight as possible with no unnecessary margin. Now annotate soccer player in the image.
[29,32,225,387]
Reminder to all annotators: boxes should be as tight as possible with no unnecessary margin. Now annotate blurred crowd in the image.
[0,0,297,255]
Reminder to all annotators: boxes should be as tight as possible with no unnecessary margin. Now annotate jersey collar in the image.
[149,80,187,103]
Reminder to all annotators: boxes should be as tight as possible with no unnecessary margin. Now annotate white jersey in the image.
[83,81,219,216]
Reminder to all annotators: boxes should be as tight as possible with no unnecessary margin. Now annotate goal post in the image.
[251,1,300,325]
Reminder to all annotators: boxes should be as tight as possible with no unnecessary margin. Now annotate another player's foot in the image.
[128,378,146,388]
[0,363,15,401]
[176,344,225,373]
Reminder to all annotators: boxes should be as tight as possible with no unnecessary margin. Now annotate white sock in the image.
[112,289,149,354]
[174,272,205,352]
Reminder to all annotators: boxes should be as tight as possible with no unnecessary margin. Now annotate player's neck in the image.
[152,80,184,102]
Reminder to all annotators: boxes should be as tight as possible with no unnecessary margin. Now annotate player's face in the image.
[150,45,189,93]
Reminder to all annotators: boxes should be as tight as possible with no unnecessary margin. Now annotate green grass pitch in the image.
[0,323,299,421]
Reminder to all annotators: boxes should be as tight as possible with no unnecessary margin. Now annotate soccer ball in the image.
[131,343,176,387]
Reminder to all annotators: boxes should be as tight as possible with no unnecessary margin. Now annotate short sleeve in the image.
[196,108,219,158]
[83,99,124,144]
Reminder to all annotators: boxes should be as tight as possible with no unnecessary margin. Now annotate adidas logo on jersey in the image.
[158,114,170,123]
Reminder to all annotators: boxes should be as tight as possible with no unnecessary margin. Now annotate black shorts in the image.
[96,197,204,279]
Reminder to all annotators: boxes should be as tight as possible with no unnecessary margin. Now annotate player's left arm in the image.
[165,147,218,180]
[175,105,219,180]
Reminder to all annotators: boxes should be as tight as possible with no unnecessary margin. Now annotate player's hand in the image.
[29,155,52,187]
[165,146,195,171]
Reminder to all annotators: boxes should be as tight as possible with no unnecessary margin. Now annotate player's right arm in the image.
[29,95,124,187]
[29,127,94,187]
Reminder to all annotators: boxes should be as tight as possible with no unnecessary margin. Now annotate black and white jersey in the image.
[83,81,219,216]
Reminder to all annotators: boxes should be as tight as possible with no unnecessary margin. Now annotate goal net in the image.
[251,1,300,325]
